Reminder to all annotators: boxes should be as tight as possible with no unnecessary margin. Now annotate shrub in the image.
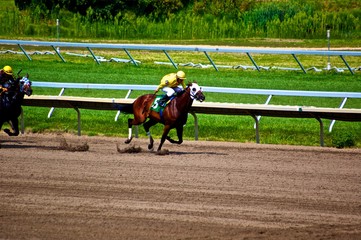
[332,132,356,148]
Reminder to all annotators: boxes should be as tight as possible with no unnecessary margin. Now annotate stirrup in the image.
[159,97,169,106]
[159,100,167,107]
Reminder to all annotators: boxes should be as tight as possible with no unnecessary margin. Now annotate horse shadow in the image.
[0,140,60,150]
[168,151,228,156]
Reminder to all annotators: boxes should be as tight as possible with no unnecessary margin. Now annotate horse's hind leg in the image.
[143,119,157,151]
[125,118,137,144]
[125,115,147,144]
[125,96,152,144]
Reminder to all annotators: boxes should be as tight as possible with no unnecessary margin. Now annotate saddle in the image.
[0,93,13,109]
[150,95,175,112]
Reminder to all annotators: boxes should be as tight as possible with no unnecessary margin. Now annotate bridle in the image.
[19,77,32,96]
[189,83,204,101]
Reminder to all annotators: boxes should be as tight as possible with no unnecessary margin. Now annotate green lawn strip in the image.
[1,47,360,147]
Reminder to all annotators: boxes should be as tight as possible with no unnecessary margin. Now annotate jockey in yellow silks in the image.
[154,70,187,106]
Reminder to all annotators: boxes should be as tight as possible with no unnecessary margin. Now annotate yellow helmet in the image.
[3,66,13,75]
[176,70,186,80]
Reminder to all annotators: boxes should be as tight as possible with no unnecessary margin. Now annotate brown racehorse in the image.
[125,82,205,154]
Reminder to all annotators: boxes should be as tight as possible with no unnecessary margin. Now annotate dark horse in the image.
[125,82,205,153]
[0,75,32,136]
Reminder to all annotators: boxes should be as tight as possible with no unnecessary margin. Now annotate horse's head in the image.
[19,75,32,96]
[188,82,205,102]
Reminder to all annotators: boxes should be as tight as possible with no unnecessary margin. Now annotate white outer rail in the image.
[1,39,360,74]
[21,82,361,146]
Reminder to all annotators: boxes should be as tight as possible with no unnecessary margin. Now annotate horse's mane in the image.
[177,90,187,97]
[187,81,197,86]
[178,81,197,97]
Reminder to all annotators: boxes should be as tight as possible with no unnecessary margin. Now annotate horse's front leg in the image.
[166,125,183,144]
[4,119,19,136]
[157,125,171,153]
[0,121,4,134]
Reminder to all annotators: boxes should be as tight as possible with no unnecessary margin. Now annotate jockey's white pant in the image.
[162,86,182,97]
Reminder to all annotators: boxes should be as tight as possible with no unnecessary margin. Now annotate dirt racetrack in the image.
[1,133,361,240]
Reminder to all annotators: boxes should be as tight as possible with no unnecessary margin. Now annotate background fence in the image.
[1,39,360,74]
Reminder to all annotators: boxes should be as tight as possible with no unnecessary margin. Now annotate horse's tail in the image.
[113,103,133,114]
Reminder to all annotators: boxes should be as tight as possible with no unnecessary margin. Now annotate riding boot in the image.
[159,95,170,107]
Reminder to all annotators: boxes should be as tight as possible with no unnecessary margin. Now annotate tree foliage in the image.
[8,0,361,40]
[15,0,361,21]
[14,0,192,20]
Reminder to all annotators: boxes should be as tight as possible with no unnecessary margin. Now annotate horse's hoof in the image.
[4,129,14,136]
[156,149,169,155]
[148,145,154,151]
[124,138,132,144]
[4,129,10,135]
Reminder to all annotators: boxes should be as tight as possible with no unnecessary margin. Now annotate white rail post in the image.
[254,94,273,129]
[75,108,81,136]
[251,115,260,144]
[20,107,24,134]
[56,19,60,53]
[327,28,331,70]
[48,88,65,118]
[329,97,348,132]
[316,117,324,147]
[190,112,199,140]
[114,89,132,121]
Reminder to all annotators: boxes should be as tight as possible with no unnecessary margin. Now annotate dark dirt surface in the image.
[1,133,361,239]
